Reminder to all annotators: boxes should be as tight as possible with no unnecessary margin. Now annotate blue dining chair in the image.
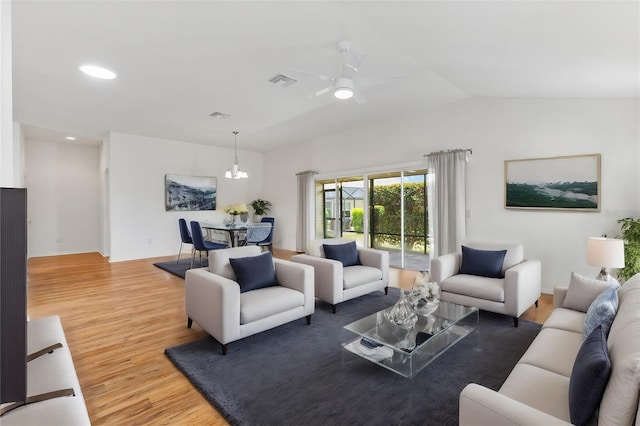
[257,217,275,252]
[190,221,228,268]
[177,218,193,263]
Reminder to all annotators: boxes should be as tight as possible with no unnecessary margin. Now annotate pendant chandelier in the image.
[225,131,248,179]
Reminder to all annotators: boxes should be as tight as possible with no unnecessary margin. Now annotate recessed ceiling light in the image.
[79,65,117,79]
[65,136,76,140]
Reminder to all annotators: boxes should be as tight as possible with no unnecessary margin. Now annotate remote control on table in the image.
[360,337,382,349]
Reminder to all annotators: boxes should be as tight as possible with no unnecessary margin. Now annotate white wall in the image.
[263,98,640,292]
[0,1,16,187]
[99,135,110,257]
[24,139,100,257]
[108,132,264,262]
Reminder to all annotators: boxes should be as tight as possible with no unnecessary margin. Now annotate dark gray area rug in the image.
[154,257,208,279]
[165,289,541,426]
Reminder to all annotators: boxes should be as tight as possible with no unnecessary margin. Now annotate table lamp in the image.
[586,237,625,281]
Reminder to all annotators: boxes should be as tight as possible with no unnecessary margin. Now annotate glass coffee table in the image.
[343,300,478,378]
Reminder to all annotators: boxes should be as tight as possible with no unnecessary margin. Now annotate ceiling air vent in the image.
[268,74,298,87]
[209,112,231,119]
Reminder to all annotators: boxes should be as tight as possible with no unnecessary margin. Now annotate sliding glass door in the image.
[338,177,365,247]
[316,177,365,246]
[315,169,428,270]
[369,169,429,270]
[402,170,429,270]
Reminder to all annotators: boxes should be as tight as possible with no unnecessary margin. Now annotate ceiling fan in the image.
[293,41,393,104]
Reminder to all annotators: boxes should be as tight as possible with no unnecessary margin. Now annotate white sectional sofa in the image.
[459,273,640,425]
[1,316,90,425]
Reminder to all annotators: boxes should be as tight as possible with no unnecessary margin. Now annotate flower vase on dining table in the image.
[225,214,237,227]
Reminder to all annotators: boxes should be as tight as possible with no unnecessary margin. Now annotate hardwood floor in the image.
[27,251,553,425]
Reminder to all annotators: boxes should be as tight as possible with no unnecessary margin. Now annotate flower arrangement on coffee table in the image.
[409,272,440,315]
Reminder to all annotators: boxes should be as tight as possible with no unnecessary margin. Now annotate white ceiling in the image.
[11,1,639,152]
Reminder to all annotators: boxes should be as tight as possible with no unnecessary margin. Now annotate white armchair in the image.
[291,238,389,313]
[185,246,314,354]
[430,241,541,327]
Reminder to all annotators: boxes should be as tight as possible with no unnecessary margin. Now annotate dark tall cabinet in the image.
[0,187,27,404]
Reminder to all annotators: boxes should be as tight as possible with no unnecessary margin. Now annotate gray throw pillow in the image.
[563,272,619,313]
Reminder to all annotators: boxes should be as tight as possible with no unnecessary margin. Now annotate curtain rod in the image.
[423,148,472,157]
[295,170,319,176]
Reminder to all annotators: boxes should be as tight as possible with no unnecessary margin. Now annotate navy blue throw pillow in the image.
[323,241,361,267]
[458,246,507,278]
[229,252,278,293]
[569,325,612,426]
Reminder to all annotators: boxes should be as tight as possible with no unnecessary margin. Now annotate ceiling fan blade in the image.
[314,87,331,97]
[355,75,403,86]
[306,86,331,99]
[353,87,367,104]
[290,68,333,82]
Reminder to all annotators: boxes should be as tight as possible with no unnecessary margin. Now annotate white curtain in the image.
[296,171,317,252]
[426,150,468,258]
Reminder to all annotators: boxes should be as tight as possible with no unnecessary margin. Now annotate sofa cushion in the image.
[230,252,278,293]
[459,246,507,278]
[518,327,584,378]
[542,307,586,334]
[343,265,382,289]
[598,276,640,426]
[240,286,304,324]
[499,363,571,422]
[563,272,618,313]
[584,286,618,339]
[209,245,262,280]
[323,241,361,267]
[569,325,612,426]
[441,274,504,302]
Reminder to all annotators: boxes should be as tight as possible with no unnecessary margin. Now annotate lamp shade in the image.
[587,237,625,268]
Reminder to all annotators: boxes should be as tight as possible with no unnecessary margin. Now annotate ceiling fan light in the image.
[334,77,354,100]
[334,87,354,100]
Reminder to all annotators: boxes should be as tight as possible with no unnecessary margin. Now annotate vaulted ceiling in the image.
[11,1,639,151]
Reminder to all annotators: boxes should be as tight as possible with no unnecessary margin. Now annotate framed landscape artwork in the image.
[504,154,600,211]
[165,174,217,211]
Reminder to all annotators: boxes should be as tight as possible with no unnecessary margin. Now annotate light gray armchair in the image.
[185,246,314,354]
[291,238,389,313]
[430,241,541,327]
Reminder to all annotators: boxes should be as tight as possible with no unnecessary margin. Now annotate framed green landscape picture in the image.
[505,154,600,211]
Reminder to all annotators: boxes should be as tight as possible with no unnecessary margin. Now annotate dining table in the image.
[200,221,250,247]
